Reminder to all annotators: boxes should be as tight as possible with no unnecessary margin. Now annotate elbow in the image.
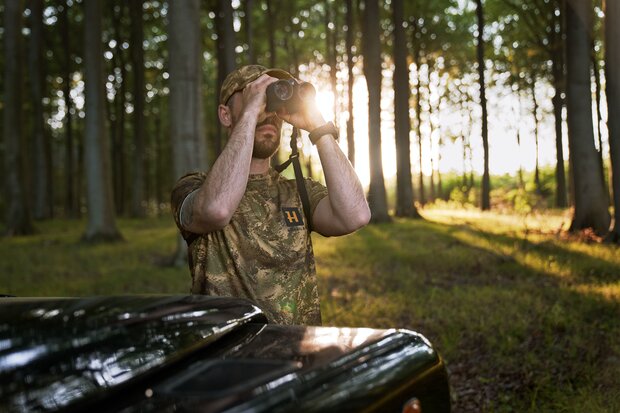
[343,205,371,233]
[355,205,372,229]
[197,204,233,232]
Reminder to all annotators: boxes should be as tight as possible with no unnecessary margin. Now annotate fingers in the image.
[241,74,279,113]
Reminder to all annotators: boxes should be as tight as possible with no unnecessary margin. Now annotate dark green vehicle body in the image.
[0,296,450,412]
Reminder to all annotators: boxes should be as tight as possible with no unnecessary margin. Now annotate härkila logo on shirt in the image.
[282,207,304,227]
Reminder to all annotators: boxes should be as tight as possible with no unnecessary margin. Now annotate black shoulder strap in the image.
[275,127,313,231]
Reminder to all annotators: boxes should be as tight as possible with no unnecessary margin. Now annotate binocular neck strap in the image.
[275,127,314,232]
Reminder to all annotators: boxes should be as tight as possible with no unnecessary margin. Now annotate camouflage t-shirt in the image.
[171,168,328,325]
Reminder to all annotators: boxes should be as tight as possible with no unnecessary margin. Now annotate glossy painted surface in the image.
[0,296,451,413]
[0,296,266,412]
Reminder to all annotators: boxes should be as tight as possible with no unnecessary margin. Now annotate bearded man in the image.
[171,65,370,325]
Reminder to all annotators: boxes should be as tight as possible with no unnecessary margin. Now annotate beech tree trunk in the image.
[29,0,52,219]
[169,0,208,265]
[362,0,390,222]
[475,0,491,210]
[3,0,34,235]
[605,0,620,242]
[215,0,236,157]
[60,0,78,218]
[551,0,568,208]
[82,0,122,242]
[392,0,418,218]
[130,0,146,217]
[565,0,610,235]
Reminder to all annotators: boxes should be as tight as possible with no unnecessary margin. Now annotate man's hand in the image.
[239,74,280,122]
[276,92,327,133]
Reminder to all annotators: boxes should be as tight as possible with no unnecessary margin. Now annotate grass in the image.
[1,210,619,412]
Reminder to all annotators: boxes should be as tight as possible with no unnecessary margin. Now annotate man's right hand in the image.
[238,74,279,121]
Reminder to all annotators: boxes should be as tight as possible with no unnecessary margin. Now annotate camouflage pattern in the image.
[171,168,328,325]
[219,65,293,105]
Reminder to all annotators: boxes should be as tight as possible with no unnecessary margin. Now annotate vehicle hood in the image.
[0,295,267,412]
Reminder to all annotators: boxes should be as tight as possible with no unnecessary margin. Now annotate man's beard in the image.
[252,115,282,159]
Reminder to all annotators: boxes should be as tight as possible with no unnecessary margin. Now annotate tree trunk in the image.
[437,137,444,199]
[362,0,390,223]
[392,0,418,218]
[266,0,277,68]
[3,0,34,236]
[532,79,542,194]
[169,0,208,265]
[130,0,146,217]
[605,0,620,242]
[345,0,356,166]
[565,0,610,235]
[60,0,78,218]
[475,0,491,210]
[427,63,436,203]
[110,1,128,216]
[412,41,425,205]
[551,0,568,208]
[82,0,122,242]
[325,0,339,126]
[244,0,255,64]
[551,68,567,207]
[214,0,236,157]
[592,52,605,164]
[29,0,51,220]
[592,50,609,198]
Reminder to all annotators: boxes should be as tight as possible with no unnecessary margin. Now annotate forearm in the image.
[315,134,370,234]
[181,112,257,233]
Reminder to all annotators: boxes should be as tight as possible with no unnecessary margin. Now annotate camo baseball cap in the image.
[220,64,294,105]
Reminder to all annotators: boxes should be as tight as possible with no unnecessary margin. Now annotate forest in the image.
[1,0,620,411]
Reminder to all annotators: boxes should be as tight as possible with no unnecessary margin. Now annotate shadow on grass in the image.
[317,218,620,413]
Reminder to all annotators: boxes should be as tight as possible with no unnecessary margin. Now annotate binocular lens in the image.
[273,80,295,100]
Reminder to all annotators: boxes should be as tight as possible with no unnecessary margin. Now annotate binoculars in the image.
[266,79,316,113]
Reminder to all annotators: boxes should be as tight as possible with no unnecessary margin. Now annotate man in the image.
[171,65,370,325]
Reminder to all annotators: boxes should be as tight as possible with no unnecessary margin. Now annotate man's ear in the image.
[218,104,232,128]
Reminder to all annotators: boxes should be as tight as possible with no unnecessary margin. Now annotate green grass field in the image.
[1,210,619,412]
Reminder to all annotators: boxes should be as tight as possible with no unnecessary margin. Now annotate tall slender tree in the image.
[82,0,122,241]
[606,0,620,242]
[362,0,390,222]
[29,0,51,219]
[392,0,419,217]
[325,0,339,124]
[411,19,425,205]
[109,1,128,215]
[60,0,78,218]
[565,0,610,235]
[244,0,256,64]
[3,0,34,235]
[475,0,490,210]
[214,0,236,156]
[169,0,207,265]
[266,0,277,67]
[130,0,146,217]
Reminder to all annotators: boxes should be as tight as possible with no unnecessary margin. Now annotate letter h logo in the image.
[282,207,304,227]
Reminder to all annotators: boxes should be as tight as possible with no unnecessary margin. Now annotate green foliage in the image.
[438,166,562,212]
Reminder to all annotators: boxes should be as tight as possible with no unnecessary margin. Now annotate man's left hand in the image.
[275,97,327,133]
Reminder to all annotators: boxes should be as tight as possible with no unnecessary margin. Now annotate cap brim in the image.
[264,68,294,79]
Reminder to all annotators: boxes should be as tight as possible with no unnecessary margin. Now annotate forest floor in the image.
[1,208,619,412]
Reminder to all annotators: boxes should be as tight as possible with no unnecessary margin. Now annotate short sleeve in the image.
[171,172,207,239]
[304,178,328,216]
